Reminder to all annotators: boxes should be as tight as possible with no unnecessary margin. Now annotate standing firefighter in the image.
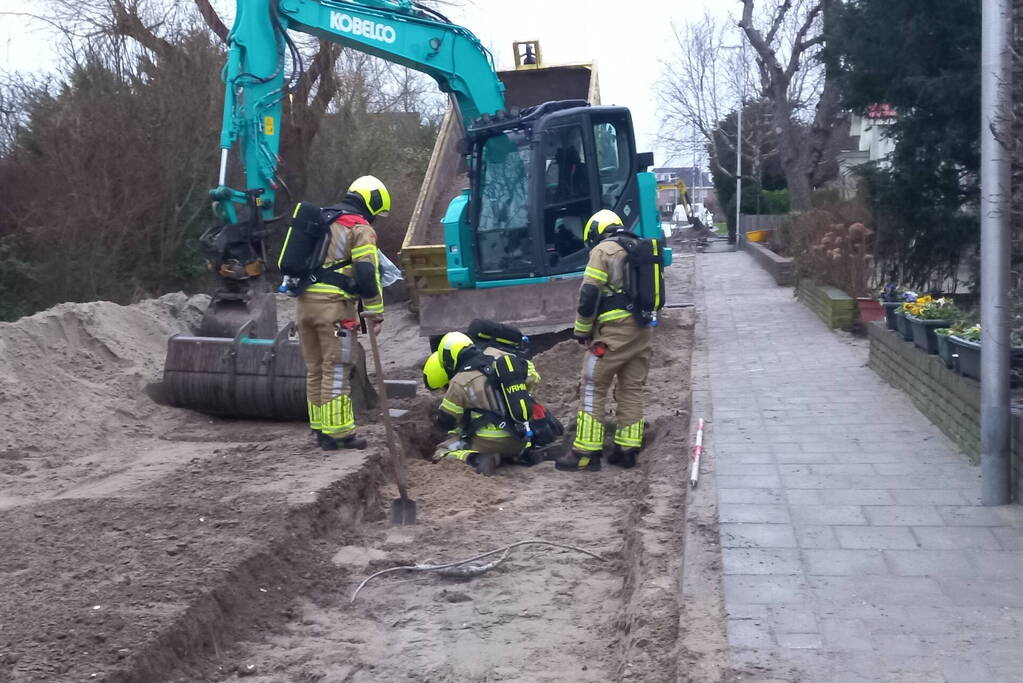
[556,209,660,472]
[297,175,389,450]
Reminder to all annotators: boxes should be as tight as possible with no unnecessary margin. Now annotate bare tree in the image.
[739,0,845,210]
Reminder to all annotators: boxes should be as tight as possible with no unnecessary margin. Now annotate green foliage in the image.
[760,189,790,215]
[826,0,981,290]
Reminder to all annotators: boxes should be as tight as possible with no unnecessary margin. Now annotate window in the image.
[475,132,532,277]
[542,126,588,204]
[592,120,631,207]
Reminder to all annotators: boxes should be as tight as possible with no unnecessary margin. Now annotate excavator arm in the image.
[212,0,507,223]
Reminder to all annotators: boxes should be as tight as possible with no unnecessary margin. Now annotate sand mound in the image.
[0,293,209,455]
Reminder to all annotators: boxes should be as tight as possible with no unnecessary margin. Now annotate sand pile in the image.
[0,293,209,456]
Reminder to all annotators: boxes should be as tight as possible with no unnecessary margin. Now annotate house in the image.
[837,104,896,198]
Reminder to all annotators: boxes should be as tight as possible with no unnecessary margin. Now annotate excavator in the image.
[162,0,666,420]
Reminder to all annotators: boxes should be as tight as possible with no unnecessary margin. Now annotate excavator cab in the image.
[446,102,659,289]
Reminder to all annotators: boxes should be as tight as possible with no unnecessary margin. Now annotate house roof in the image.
[652,166,712,188]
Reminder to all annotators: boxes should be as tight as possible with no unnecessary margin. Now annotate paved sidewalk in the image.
[699,251,1023,682]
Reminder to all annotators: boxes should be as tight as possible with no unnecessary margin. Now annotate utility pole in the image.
[980,0,1012,505]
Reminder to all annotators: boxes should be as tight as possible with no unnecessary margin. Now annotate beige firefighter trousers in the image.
[297,292,359,438]
[574,319,652,453]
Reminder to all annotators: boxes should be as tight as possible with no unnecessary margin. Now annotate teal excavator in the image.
[162,0,666,419]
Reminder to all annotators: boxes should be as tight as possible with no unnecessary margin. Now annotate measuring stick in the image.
[690,418,704,488]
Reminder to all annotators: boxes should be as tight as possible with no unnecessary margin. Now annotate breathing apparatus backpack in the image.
[608,233,666,326]
[461,352,563,449]
[277,202,351,296]
[466,319,529,356]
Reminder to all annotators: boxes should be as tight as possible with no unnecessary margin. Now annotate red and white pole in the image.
[690,418,704,488]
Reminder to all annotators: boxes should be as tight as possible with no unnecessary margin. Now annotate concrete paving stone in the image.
[941,658,995,683]
[835,526,920,550]
[790,505,868,526]
[863,505,945,526]
[785,489,824,505]
[726,618,774,649]
[724,603,768,620]
[819,617,872,651]
[722,547,802,575]
[826,489,897,506]
[938,578,1023,607]
[912,526,1002,550]
[808,575,946,606]
[719,503,791,524]
[718,488,785,505]
[774,450,841,464]
[716,473,783,489]
[802,549,889,576]
[767,604,819,634]
[714,462,777,476]
[775,632,822,649]
[883,549,977,578]
[968,551,1023,579]
[809,463,878,476]
[888,488,971,506]
[725,450,778,464]
[793,525,840,549]
[724,574,809,604]
[992,527,1023,550]
[936,505,1023,527]
[720,523,798,548]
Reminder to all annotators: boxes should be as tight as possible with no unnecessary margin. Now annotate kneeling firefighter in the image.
[423,331,561,475]
[289,175,390,450]
[556,209,662,472]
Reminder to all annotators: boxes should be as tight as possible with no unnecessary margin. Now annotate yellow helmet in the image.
[583,209,624,248]
[422,331,473,390]
[347,175,391,217]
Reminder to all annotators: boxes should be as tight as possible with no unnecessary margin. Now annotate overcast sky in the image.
[0,0,739,165]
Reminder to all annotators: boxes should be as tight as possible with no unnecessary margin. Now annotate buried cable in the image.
[350,540,605,603]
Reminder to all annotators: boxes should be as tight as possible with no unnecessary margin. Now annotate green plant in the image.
[916,297,960,321]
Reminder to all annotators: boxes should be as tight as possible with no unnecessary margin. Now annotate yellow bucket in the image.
[745,229,772,243]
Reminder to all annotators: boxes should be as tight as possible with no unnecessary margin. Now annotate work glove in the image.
[574,333,591,347]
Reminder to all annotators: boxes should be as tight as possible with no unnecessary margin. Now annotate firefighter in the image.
[423,332,553,476]
[298,175,389,450]
[556,209,652,472]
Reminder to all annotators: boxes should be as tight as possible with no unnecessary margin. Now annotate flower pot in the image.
[935,332,955,369]
[856,298,884,323]
[948,335,981,380]
[882,302,901,331]
[895,311,914,341]
[907,315,950,354]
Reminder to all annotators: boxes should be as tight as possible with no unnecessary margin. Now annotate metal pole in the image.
[980,0,1012,505]
[735,37,745,250]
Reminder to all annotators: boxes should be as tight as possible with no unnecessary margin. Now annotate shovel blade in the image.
[391,497,417,526]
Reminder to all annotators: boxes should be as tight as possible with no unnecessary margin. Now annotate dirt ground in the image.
[0,264,696,681]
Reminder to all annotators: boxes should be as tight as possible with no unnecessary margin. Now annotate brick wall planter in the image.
[797,278,855,330]
[743,239,796,286]
[868,321,1023,501]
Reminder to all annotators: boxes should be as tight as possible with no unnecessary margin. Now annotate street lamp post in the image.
[723,37,747,250]
[980,0,1012,505]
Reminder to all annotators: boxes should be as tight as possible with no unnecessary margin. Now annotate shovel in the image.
[361,312,416,525]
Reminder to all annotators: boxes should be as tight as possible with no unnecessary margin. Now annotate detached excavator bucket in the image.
[161,322,377,420]
[416,278,580,338]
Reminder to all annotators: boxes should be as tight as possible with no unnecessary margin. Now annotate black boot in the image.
[555,450,602,472]
[608,445,638,469]
[320,433,367,451]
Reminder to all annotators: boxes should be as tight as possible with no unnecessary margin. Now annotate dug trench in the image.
[0,293,694,681]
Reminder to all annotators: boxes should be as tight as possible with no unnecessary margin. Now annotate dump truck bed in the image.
[401,61,600,336]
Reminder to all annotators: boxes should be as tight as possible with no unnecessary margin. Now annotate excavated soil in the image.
[0,280,695,681]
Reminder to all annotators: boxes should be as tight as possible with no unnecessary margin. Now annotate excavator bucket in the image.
[161,320,378,420]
